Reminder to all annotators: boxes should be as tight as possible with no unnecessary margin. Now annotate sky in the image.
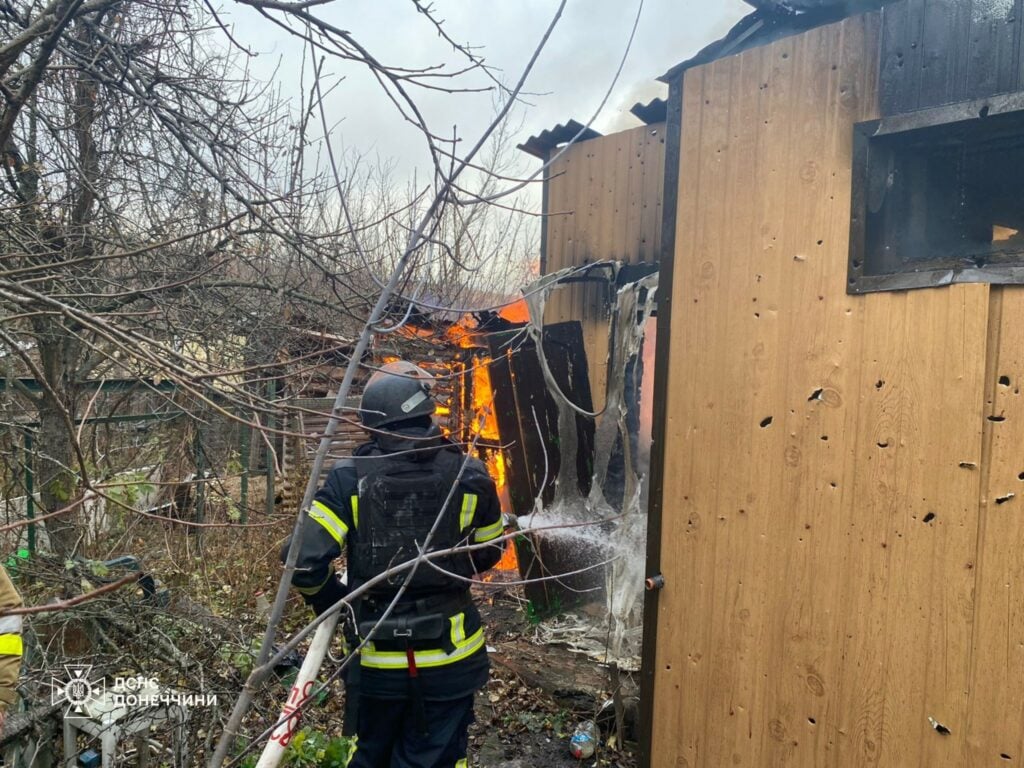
[223,0,751,186]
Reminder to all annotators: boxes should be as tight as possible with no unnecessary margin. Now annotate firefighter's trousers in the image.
[346,693,474,768]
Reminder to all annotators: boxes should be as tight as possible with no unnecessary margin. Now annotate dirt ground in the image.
[468,586,640,768]
[470,668,638,768]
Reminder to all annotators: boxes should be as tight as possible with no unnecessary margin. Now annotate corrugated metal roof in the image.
[517,120,603,159]
[630,97,667,125]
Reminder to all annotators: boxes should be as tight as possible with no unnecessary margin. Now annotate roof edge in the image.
[517,119,603,159]
[660,1,896,83]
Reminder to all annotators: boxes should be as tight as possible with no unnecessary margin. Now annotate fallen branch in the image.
[0,573,138,616]
[0,701,63,746]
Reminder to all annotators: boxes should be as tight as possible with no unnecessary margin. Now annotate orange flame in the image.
[470,364,501,442]
[494,542,518,572]
[446,323,479,349]
[497,298,530,325]
[377,310,521,572]
[468,358,518,573]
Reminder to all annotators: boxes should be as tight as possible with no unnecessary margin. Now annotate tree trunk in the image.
[34,321,83,558]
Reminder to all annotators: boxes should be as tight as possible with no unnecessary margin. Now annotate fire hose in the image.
[254,613,339,768]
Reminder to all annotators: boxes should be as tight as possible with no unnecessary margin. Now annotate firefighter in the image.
[0,564,24,730]
[283,360,504,767]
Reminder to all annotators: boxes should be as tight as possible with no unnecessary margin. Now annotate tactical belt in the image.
[356,590,473,737]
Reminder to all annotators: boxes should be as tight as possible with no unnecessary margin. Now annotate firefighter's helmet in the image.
[360,360,436,429]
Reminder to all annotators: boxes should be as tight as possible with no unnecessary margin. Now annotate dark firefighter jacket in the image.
[283,425,504,700]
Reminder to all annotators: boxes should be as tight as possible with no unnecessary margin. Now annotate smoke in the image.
[601,79,668,134]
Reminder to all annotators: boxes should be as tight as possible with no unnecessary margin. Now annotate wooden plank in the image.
[647,59,710,768]
[649,50,737,767]
[541,124,665,274]
[623,125,645,263]
[966,0,1022,98]
[579,138,600,268]
[569,139,593,326]
[584,303,609,413]
[557,141,585,329]
[790,20,879,765]
[879,0,913,115]
[486,346,534,517]
[715,40,779,767]
[543,146,566,332]
[625,124,646,262]
[541,321,595,494]
[502,334,558,505]
[543,146,573,326]
[917,0,971,107]
[966,286,1024,765]
[545,150,571,276]
[829,20,905,767]
[917,286,989,767]
[584,132,611,409]
[638,75,681,768]
[879,0,927,115]
[639,124,667,264]
[876,284,985,767]
[758,20,863,767]
[608,129,628,261]
[880,0,1024,114]
[590,134,617,407]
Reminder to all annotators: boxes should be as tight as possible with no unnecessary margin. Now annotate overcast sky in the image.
[225,0,750,185]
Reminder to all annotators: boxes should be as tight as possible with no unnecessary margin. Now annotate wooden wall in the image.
[879,0,1024,116]
[650,11,1024,767]
[543,123,665,409]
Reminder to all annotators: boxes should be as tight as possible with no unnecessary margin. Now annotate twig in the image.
[0,572,138,616]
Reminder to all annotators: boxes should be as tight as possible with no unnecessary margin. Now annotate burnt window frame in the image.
[849,92,1024,295]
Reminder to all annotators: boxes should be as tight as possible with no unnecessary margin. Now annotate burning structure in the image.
[370,298,536,575]
[364,252,662,666]
[491,115,669,669]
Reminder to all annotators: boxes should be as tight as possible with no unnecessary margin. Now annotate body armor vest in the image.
[351,447,468,594]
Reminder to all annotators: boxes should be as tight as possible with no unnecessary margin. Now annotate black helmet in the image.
[360,361,436,429]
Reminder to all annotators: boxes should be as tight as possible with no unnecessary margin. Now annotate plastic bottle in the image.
[569,720,596,760]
